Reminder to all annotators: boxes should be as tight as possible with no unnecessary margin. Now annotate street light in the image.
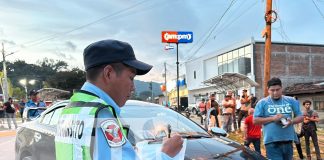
[19,79,36,99]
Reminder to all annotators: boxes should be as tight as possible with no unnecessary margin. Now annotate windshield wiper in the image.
[212,147,242,159]
[177,132,211,139]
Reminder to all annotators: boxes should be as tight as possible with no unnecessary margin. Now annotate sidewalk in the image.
[0,118,23,131]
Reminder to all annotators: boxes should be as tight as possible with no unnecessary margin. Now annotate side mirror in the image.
[210,127,227,137]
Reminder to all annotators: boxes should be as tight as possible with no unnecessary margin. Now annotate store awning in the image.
[203,73,259,93]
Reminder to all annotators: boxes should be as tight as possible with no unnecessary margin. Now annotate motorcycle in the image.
[184,107,191,119]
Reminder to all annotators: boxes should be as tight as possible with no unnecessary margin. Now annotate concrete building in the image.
[185,38,324,126]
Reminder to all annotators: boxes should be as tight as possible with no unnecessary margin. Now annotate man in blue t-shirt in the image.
[253,77,303,160]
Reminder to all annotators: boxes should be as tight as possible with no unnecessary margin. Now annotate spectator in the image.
[293,96,305,160]
[19,99,26,123]
[222,92,235,133]
[250,94,258,108]
[302,100,322,160]
[244,108,262,154]
[234,95,241,132]
[254,77,303,160]
[237,89,251,131]
[198,98,206,125]
[207,95,220,129]
[0,102,4,127]
[3,97,18,129]
[294,122,305,160]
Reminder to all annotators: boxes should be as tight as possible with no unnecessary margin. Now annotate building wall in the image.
[254,43,324,98]
[185,57,205,91]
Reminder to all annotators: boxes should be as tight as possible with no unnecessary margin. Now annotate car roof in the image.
[48,99,162,110]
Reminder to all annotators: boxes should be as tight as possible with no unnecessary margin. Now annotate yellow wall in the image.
[168,88,188,105]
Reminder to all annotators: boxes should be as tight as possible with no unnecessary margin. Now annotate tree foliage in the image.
[0,59,85,99]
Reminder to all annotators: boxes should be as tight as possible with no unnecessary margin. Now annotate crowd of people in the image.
[0,89,46,129]
[197,77,322,160]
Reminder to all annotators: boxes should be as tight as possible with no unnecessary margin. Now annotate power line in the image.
[186,0,237,61]
[213,1,259,40]
[273,0,290,42]
[312,0,324,19]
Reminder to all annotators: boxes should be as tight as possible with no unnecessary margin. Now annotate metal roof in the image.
[38,88,70,101]
[284,81,324,95]
[203,73,259,93]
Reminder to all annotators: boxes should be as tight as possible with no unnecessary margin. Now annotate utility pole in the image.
[164,62,168,106]
[150,81,153,103]
[176,43,180,112]
[1,43,9,102]
[263,0,276,97]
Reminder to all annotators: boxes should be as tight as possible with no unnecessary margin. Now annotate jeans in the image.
[304,129,322,160]
[295,133,304,159]
[244,138,261,154]
[265,141,293,160]
[6,113,18,129]
[222,114,233,132]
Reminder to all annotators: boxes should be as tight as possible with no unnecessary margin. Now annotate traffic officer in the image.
[55,39,183,160]
[25,89,46,108]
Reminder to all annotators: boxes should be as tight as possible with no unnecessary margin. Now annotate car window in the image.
[50,107,64,126]
[41,111,54,125]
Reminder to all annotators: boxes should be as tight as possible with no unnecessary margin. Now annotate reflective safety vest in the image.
[55,90,126,160]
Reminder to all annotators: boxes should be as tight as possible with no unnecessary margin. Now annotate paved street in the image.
[0,130,16,160]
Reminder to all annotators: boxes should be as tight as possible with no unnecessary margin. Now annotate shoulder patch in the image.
[101,119,126,147]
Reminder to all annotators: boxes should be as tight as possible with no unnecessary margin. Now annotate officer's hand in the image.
[161,134,183,158]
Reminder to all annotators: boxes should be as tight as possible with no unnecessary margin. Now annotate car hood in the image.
[184,137,265,160]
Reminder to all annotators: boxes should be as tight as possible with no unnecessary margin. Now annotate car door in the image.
[35,106,64,160]
[32,110,54,160]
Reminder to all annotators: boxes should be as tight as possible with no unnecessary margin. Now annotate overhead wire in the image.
[273,0,290,42]
[312,0,324,19]
[10,0,152,49]
[213,0,259,41]
[185,0,238,61]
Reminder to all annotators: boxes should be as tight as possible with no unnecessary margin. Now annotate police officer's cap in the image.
[83,39,152,75]
[29,89,39,96]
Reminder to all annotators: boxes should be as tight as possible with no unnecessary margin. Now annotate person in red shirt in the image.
[244,108,262,154]
[198,99,206,125]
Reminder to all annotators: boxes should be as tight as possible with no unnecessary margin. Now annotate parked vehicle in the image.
[16,100,266,160]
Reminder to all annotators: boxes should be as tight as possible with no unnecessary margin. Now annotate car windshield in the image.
[120,105,210,143]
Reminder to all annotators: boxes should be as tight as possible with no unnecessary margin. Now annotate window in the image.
[41,111,54,125]
[227,51,232,60]
[194,71,196,79]
[233,50,238,59]
[314,101,324,111]
[50,107,64,125]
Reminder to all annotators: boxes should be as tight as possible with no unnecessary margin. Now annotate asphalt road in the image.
[0,130,16,160]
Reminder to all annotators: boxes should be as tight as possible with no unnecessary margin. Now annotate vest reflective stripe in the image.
[55,91,126,160]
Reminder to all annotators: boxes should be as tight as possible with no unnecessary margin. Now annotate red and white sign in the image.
[101,120,126,147]
[162,31,193,43]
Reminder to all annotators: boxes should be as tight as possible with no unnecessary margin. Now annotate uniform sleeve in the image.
[94,108,138,160]
[253,100,264,118]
